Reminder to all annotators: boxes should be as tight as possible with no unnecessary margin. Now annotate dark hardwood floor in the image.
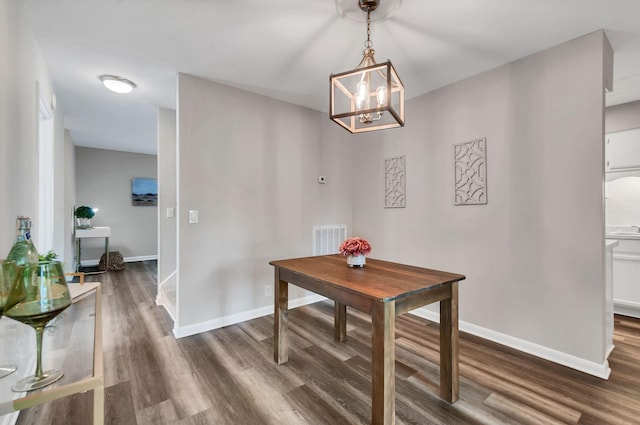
[14,261,640,425]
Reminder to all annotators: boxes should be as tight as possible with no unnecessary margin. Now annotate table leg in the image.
[93,384,105,425]
[274,269,289,364]
[439,282,459,403]
[76,239,82,272]
[371,301,395,425]
[334,302,347,342]
[105,237,109,272]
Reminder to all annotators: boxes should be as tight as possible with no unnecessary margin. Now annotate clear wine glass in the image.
[4,260,72,391]
[0,260,21,378]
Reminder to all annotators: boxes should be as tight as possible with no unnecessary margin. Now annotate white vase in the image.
[76,218,91,228]
[347,254,366,268]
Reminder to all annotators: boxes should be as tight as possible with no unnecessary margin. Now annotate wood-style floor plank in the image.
[13,261,640,425]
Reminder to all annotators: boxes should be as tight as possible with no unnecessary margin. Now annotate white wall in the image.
[351,31,610,370]
[63,130,76,271]
[0,1,66,259]
[75,147,158,262]
[175,73,353,332]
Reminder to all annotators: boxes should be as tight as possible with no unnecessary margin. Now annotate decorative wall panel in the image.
[385,155,406,208]
[454,138,487,205]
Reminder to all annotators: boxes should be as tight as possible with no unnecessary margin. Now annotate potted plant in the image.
[74,206,95,228]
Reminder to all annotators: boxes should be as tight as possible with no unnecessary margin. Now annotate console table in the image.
[270,255,465,425]
[0,283,103,425]
[76,227,111,274]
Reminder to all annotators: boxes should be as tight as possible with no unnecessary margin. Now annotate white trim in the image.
[155,270,177,307]
[0,411,19,425]
[614,298,640,309]
[80,255,158,266]
[612,252,640,261]
[158,293,176,322]
[614,299,640,318]
[158,270,177,288]
[606,343,616,359]
[410,307,611,380]
[175,73,182,331]
[125,255,157,262]
[172,294,327,339]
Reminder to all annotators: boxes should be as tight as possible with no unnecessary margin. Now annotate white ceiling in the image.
[23,0,640,155]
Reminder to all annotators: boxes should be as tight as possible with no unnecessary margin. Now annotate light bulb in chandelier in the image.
[376,86,386,107]
[356,80,370,109]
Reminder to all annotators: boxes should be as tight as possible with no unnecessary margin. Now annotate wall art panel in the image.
[385,155,406,208]
[454,138,487,205]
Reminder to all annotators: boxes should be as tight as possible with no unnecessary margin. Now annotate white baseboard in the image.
[158,296,176,322]
[0,411,19,425]
[614,299,640,319]
[156,270,177,307]
[80,255,158,267]
[172,294,327,339]
[410,307,611,380]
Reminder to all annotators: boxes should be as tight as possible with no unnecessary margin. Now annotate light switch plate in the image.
[166,207,175,218]
[188,210,198,224]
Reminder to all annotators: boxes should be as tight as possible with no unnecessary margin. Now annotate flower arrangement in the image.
[338,237,372,257]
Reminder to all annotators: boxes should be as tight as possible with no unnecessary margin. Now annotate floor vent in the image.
[313,225,347,256]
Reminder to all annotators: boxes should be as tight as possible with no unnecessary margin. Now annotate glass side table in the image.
[0,283,104,425]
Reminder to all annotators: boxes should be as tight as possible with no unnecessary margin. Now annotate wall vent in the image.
[313,225,347,256]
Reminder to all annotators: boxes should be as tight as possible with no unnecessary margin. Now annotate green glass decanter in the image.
[6,216,39,266]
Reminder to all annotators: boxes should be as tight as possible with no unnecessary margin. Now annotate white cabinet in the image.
[610,238,640,318]
[606,128,640,172]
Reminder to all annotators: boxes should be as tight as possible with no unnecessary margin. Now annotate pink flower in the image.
[338,237,372,256]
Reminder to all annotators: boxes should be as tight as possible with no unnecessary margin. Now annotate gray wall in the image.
[158,107,177,303]
[75,147,158,262]
[172,32,611,373]
[606,100,640,133]
[176,73,353,330]
[351,31,610,367]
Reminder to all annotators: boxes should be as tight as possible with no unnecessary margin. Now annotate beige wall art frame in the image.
[454,138,487,205]
[385,155,406,208]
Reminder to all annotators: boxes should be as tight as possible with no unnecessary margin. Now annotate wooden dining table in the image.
[269,254,466,425]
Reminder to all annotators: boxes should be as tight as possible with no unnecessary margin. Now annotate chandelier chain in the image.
[365,7,372,49]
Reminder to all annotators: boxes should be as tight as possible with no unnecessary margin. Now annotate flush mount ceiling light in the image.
[330,0,405,134]
[99,75,137,94]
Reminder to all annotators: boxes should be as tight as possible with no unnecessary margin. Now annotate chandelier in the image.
[330,0,405,133]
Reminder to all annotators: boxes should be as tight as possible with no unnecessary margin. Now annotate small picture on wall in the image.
[132,178,158,206]
[454,138,487,205]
